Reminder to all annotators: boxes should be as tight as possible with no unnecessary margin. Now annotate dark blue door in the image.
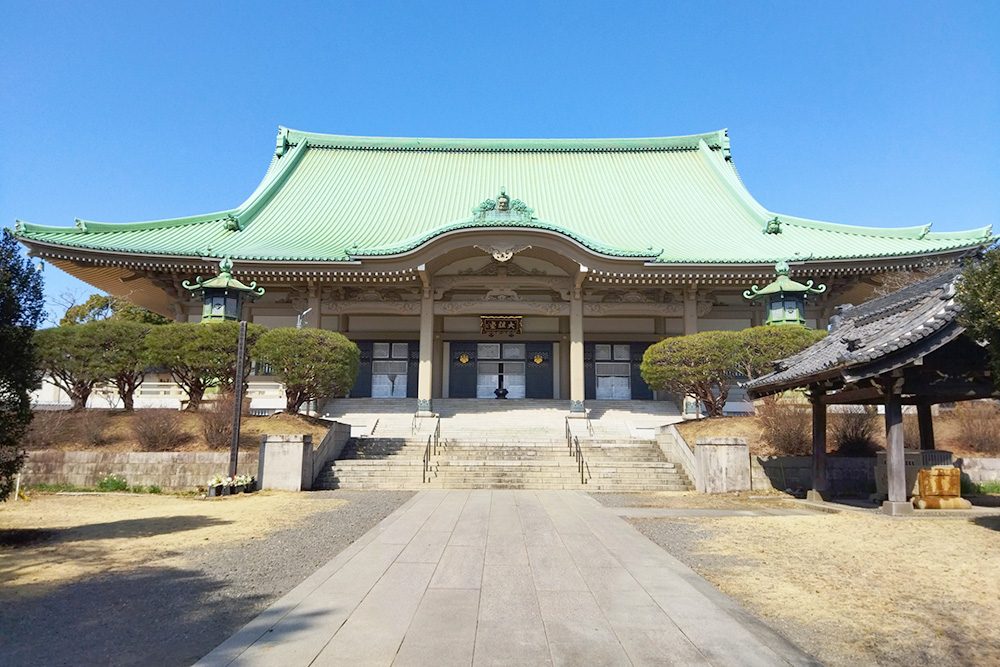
[449,342,477,398]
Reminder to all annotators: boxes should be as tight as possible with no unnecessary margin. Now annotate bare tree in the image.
[871,265,950,298]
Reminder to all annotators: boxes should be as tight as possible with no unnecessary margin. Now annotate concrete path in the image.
[611,508,820,519]
[196,491,820,667]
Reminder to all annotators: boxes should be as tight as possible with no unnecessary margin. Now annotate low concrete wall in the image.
[656,425,698,488]
[20,450,258,491]
[958,457,1000,484]
[312,422,352,483]
[695,437,750,494]
[752,456,880,495]
[258,435,314,492]
[256,421,352,492]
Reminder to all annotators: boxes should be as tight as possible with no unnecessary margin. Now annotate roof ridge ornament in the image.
[473,187,535,222]
[764,217,782,234]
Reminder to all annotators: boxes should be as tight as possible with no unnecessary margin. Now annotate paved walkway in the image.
[196,491,820,666]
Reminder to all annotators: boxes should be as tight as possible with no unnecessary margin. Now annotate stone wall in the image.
[751,456,875,495]
[21,451,259,491]
[958,457,1000,484]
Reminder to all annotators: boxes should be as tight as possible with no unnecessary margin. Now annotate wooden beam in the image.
[816,385,883,405]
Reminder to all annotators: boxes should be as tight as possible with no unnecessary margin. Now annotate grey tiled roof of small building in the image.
[745,267,964,396]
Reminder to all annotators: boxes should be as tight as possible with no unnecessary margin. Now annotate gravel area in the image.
[0,490,414,667]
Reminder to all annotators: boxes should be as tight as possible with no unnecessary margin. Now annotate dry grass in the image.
[21,410,332,452]
[0,493,346,599]
[675,411,985,458]
[684,512,1000,666]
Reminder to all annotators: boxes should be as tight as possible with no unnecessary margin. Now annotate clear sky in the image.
[2,1,997,320]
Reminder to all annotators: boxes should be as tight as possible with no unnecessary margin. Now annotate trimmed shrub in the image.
[23,410,73,448]
[830,407,879,457]
[131,409,190,451]
[756,397,810,455]
[954,401,1000,454]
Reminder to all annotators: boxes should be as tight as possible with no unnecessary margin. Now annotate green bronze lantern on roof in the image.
[183,257,265,322]
[743,260,826,326]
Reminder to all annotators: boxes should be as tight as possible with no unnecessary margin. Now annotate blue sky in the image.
[2,1,997,320]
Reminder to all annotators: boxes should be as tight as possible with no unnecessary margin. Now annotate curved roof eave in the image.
[348,217,662,261]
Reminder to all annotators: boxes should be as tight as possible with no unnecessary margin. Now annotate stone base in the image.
[880,500,915,516]
[805,489,826,502]
[913,496,973,510]
[414,411,436,418]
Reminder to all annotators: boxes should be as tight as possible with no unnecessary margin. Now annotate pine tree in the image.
[0,229,44,501]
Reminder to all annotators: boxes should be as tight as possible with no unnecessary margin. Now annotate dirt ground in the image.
[675,412,985,458]
[24,410,331,452]
[0,491,345,597]
[627,493,1000,667]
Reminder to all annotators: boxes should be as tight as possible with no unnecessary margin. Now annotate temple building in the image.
[15,127,992,414]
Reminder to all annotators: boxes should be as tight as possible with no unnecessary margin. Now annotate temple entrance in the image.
[476,343,526,398]
[349,341,419,398]
[584,342,654,400]
[449,341,553,399]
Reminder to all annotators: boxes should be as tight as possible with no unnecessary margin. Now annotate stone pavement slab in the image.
[195,490,821,667]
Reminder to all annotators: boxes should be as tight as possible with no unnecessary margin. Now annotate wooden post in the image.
[882,383,913,515]
[808,389,828,502]
[917,403,936,451]
[229,320,247,478]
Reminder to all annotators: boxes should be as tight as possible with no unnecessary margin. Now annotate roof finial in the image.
[497,187,509,212]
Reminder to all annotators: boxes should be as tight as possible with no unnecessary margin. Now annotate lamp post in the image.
[183,257,265,477]
[743,260,826,327]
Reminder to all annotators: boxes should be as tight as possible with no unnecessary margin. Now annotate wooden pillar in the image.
[569,283,585,413]
[917,403,936,451]
[807,389,828,502]
[417,288,434,415]
[416,267,434,416]
[882,383,913,514]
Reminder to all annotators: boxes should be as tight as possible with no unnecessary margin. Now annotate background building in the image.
[16,127,992,414]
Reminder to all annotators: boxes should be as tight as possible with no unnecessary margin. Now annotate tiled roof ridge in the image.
[278,127,731,154]
[839,267,960,325]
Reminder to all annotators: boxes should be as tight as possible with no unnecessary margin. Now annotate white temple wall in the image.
[253,314,298,329]
[697,318,752,332]
[584,317,655,334]
[346,315,420,333]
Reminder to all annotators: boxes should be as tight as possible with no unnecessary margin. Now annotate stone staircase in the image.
[314,399,691,491]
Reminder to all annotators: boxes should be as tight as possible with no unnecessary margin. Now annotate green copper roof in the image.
[15,127,993,264]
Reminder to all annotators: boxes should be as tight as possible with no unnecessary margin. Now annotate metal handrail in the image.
[585,416,594,437]
[423,434,432,483]
[572,435,587,485]
[433,416,441,456]
[422,416,441,483]
[411,412,418,435]
[565,416,573,454]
